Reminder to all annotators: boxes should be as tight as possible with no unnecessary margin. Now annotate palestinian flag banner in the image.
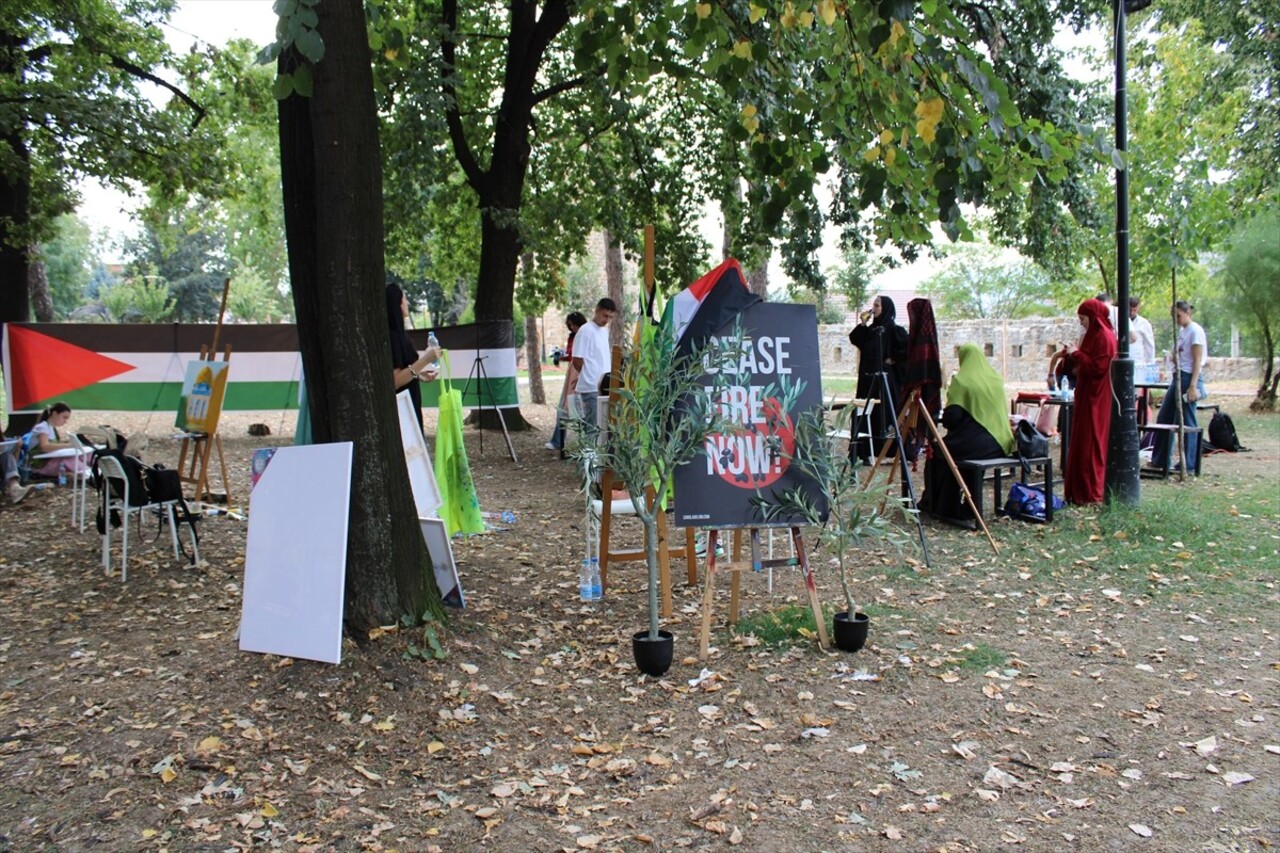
[3,321,519,415]
[2,323,303,415]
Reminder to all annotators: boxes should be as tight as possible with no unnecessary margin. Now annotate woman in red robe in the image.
[1063,298,1117,504]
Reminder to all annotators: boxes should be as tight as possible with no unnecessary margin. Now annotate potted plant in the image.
[575,327,746,676]
[753,402,908,652]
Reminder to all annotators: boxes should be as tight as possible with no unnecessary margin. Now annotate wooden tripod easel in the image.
[862,390,999,554]
[698,527,828,659]
[177,279,233,507]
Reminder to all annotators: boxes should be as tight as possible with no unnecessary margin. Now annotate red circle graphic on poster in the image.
[707,396,795,489]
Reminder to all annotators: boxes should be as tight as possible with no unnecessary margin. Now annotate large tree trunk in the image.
[604,231,625,347]
[277,0,441,634]
[524,299,545,405]
[747,259,768,299]
[28,245,54,321]
[0,84,31,324]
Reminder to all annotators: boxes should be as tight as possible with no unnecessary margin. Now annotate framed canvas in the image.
[240,442,352,664]
[397,391,442,518]
[420,516,464,607]
[175,360,230,434]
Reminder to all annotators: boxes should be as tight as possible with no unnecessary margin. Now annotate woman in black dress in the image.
[848,295,908,464]
[386,283,441,435]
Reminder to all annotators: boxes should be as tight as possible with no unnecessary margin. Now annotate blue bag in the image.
[1003,482,1065,522]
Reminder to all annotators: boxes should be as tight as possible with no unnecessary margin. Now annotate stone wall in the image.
[819,319,1268,385]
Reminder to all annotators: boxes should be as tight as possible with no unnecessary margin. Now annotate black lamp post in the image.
[1105,0,1152,505]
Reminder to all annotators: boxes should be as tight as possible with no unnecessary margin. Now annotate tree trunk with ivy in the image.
[276,0,442,633]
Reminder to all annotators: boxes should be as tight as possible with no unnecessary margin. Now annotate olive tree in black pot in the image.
[576,327,746,676]
[754,403,908,652]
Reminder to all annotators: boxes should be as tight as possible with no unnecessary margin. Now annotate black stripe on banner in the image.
[407,320,513,351]
[9,323,301,354]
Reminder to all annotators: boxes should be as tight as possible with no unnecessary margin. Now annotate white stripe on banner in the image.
[436,348,518,383]
[97,352,305,384]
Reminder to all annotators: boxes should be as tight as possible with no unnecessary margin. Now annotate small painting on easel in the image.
[176,360,229,434]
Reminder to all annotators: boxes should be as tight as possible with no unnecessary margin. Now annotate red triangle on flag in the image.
[6,325,134,410]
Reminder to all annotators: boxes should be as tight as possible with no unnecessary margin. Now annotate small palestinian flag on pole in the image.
[660,258,762,356]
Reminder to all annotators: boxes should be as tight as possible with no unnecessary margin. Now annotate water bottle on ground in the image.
[58,470,67,487]
[589,557,602,600]
[427,331,441,370]
[579,558,593,601]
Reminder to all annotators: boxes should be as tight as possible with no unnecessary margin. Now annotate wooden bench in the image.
[954,456,1056,523]
[1140,424,1204,478]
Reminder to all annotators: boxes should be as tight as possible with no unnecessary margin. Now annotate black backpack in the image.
[91,449,200,563]
[1207,411,1244,453]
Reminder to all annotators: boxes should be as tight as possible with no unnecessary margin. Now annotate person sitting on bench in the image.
[920,343,1016,524]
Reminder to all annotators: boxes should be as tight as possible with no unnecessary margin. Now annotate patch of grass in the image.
[957,643,1007,671]
[734,603,831,647]
[1013,471,1279,605]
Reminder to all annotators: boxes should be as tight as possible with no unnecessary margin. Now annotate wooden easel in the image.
[699,526,828,659]
[862,390,999,554]
[177,279,233,507]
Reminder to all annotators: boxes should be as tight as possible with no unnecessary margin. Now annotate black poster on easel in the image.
[673,302,826,528]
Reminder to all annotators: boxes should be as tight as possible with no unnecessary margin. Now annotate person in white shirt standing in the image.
[1128,296,1156,380]
[1151,300,1207,471]
[568,297,617,440]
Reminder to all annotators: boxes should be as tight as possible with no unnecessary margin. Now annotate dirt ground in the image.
[1,387,1277,852]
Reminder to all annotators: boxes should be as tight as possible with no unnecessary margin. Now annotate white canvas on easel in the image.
[397,391,442,517]
[240,442,353,664]
[396,391,464,606]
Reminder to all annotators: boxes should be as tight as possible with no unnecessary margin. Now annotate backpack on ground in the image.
[1207,411,1245,453]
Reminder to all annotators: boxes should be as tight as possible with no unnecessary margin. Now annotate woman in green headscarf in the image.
[919,344,1016,524]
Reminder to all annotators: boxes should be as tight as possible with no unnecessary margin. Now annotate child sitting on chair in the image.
[27,402,89,477]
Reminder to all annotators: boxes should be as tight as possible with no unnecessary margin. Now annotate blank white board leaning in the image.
[240,442,353,664]
[397,391,442,518]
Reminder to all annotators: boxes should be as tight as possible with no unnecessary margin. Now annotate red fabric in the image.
[1064,299,1117,504]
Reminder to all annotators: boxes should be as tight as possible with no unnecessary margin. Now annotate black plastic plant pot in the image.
[632,629,675,676]
[833,611,870,652]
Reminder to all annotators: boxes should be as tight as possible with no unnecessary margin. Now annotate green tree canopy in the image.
[0,0,218,322]
[1220,206,1280,408]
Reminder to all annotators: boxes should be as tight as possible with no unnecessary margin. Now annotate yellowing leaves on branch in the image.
[731,40,752,60]
[818,0,837,27]
[915,97,944,144]
[696,2,712,19]
[749,3,765,23]
[741,104,760,135]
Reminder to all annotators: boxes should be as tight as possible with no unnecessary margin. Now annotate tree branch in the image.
[531,71,594,107]
[106,53,205,131]
[440,0,484,189]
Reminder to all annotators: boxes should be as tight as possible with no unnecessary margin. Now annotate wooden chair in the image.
[593,344,697,618]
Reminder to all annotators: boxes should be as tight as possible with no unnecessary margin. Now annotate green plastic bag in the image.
[434,352,485,536]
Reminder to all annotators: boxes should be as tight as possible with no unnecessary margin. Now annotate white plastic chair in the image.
[67,434,97,532]
[96,454,199,582]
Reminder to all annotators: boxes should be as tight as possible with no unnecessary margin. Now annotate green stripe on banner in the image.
[420,376,518,408]
[26,381,301,413]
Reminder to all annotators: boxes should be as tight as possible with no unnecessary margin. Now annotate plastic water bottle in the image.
[579,558,593,601]
[589,557,602,600]
[427,331,441,370]
[58,470,67,487]
[1057,375,1066,395]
